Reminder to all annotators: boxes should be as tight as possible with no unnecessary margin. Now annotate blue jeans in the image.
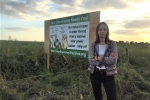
[90,69,117,100]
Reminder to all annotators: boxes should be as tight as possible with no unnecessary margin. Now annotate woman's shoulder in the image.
[90,42,96,45]
[109,40,115,42]
[109,40,117,44]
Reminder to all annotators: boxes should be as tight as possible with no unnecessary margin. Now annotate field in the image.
[0,40,150,100]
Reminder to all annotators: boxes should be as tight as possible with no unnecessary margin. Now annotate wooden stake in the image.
[47,53,49,70]
[126,48,129,63]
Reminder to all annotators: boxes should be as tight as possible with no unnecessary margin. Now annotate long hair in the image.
[95,22,110,43]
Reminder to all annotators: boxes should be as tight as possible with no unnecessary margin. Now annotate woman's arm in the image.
[96,53,115,62]
[89,42,100,66]
[102,41,118,65]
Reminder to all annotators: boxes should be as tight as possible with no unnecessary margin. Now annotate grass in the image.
[0,40,150,100]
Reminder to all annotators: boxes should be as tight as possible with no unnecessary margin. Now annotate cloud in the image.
[0,0,84,20]
[80,0,129,10]
[51,0,75,6]
[111,29,150,43]
[128,0,148,3]
[55,5,80,14]
[113,28,150,36]
[123,20,150,28]
[1,0,149,22]
[4,27,30,31]
[0,0,53,20]
[103,20,118,24]
[113,30,134,34]
[1,27,44,41]
[141,13,150,20]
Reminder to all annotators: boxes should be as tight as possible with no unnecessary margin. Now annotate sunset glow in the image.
[1,0,150,43]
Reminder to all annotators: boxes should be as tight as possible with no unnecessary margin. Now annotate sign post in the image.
[44,11,100,70]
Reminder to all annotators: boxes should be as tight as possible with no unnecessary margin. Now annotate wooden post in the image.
[88,11,100,57]
[44,20,50,70]
[47,53,49,70]
[126,48,129,63]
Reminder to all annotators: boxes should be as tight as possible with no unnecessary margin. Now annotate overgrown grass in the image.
[0,40,150,100]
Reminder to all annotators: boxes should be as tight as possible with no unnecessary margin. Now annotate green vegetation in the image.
[0,40,150,100]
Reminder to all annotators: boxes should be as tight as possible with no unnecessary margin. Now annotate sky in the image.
[0,0,150,43]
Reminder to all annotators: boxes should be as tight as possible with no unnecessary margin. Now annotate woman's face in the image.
[98,24,107,39]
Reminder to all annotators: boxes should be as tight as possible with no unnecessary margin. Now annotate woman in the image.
[88,22,118,100]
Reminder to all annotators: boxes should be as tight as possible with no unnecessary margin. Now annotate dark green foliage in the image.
[51,73,75,87]
[0,40,47,80]
[50,54,89,73]
[0,41,150,100]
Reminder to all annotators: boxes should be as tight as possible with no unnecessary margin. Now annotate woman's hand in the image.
[94,56,102,62]
[97,56,102,62]
[109,52,115,57]
[94,56,98,60]
[94,52,115,61]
